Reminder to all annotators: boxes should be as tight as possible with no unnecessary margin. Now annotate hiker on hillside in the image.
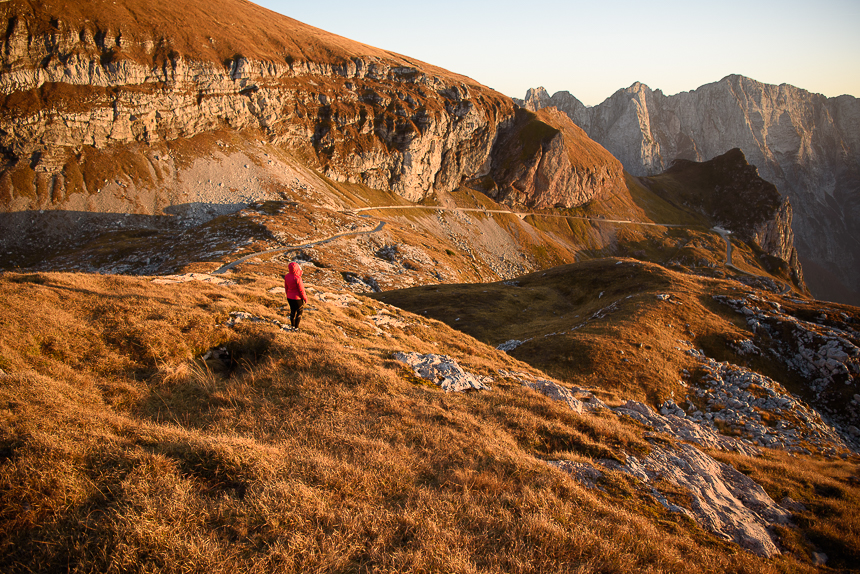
[284,261,309,330]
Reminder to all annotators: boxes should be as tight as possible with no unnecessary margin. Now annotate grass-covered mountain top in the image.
[7,0,452,74]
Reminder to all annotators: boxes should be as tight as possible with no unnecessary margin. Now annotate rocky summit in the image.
[0,1,859,573]
[521,76,860,306]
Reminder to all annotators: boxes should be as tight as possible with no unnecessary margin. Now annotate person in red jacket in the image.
[284,261,309,330]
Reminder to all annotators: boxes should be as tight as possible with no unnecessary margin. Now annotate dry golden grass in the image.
[379,259,728,403]
[0,271,855,572]
[708,450,860,571]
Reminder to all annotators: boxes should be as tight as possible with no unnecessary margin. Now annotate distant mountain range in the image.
[518,77,860,305]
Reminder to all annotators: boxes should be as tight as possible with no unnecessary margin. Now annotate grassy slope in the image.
[377,259,722,401]
[377,259,860,568]
[0,271,858,572]
[5,0,479,83]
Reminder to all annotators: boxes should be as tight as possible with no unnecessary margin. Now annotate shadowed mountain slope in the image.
[642,148,803,286]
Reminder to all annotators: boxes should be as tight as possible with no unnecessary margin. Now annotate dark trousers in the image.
[288,298,304,328]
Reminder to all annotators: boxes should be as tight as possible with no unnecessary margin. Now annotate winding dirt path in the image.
[350,205,690,227]
[213,203,792,297]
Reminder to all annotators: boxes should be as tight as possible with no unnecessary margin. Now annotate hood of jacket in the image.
[287,261,302,277]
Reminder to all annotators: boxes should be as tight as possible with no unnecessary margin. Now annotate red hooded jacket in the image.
[284,261,308,302]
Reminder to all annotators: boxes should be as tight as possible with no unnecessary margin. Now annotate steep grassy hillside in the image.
[1,270,858,572]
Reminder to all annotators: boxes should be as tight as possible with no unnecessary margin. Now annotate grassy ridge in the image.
[0,271,857,572]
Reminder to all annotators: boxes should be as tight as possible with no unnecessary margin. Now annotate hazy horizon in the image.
[253,0,860,106]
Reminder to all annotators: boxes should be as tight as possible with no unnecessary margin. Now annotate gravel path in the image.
[213,204,791,298]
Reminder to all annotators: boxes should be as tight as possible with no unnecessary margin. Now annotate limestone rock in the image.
[0,0,515,209]
[610,442,790,557]
[525,379,584,414]
[554,438,791,556]
[614,400,760,456]
[469,108,625,209]
[394,352,491,392]
[523,75,860,304]
[496,339,529,352]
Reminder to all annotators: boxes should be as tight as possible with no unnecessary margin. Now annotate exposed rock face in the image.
[713,292,860,448]
[468,108,626,209]
[523,378,585,414]
[523,76,860,304]
[603,442,791,557]
[545,396,794,557]
[615,400,761,456]
[650,148,804,285]
[0,0,514,207]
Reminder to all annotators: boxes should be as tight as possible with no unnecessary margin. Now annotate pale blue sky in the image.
[254,0,859,106]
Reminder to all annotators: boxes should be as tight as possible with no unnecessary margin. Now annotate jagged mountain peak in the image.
[523,74,860,305]
[622,80,652,93]
[523,86,550,99]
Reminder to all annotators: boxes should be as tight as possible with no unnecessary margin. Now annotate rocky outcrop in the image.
[599,441,791,557]
[713,293,860,448]
[536,388,795,557]
[520,86,588,131]
[615,400,762,456]
[523,76,860,304]
[751,196,800,277]
[394,352,492,392]
[675,344,853,454]
[650,148,804,285]
[523,378,586,414]
[468,108,626,209]
[0,0,514,208]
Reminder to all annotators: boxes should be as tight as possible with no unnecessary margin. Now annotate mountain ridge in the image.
[0,0,514,206]
[519,75,860,305]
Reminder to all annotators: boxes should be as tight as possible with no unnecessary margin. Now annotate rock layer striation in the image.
[0,0,514,206]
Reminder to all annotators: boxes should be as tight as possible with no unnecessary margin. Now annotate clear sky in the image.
[253,0,859,106]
